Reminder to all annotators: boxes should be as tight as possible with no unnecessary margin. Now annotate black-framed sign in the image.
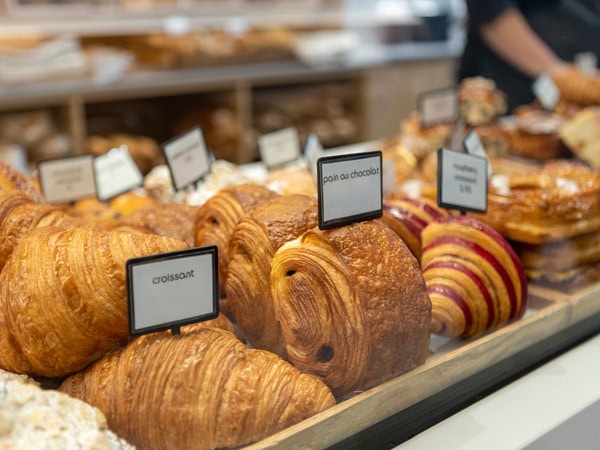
[162,127,212,191]
[126,245,219,336]
[418,87,458,127]
[38,154,97,204]
[437,148,488,214]
[317,150,383,230]
[94,146,143,202]
[258,127,301,169]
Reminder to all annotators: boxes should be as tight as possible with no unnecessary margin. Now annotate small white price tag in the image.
[419,87,458,127]
[463,130,493,177]
[317,151,383,230]
[162,14,192,36]
[38,154,96,204]
[533,73,560,111]
[258,127,301,169]
[94,146,143,201]
[162,127,211,191]
[127,246,219,336]
[304,132,323,178]
[574,52,597,76]
[437,148,488,213]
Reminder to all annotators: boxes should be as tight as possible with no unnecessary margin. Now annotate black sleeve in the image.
[466,0,519,25]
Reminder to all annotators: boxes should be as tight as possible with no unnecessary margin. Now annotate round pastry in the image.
[475,160,600,244]
[458,76,508,126]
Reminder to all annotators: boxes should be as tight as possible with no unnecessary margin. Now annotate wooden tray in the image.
[246,282,600,449]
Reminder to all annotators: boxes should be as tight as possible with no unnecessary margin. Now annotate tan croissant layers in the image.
[194,184,279,294]
[225,194,318,357]
[0,226,187,377]
[270,220,431,398]
[60,326,335,450]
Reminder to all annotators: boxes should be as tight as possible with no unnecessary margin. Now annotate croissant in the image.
[116,202,202,247]
[59,326,335,450]
[270,220,431,398]
[0,191,80,270]
[194,184,279,294]
[225,194,318,357]
[0,226,187,377]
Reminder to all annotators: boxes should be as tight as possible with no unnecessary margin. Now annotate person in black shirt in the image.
[459,0,600,110]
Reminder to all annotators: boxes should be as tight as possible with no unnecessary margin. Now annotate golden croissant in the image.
[0,226,187,377]
[225,194,318,357]
[60,326,335,450]
[270,220,431,398]
[194,184,279,294]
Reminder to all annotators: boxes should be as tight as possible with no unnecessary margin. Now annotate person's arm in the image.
[478,7,567,78]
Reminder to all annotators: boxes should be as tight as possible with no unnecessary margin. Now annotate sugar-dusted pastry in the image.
[421,216,527,338]
[0,369,133,450]
[458,76,507,126]
[476,160,600,244]
[225,194,318,357]
[0,160,41,201]
[270,220,431,398]
[194,184,279,294]
[0,226,187,377]
[60,327,335,450]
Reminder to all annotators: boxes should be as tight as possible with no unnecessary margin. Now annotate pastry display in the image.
[225,194,318,357]
[560,107,600,168]
[0,226,187,377]
[60,326,335,450]
[270,220,431,398]
[194,184,279,294]
[421,216,528,338]
[0,369,134,450]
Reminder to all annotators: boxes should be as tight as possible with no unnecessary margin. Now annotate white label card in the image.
[127,246,219,336]
[419,87,458,126]
[94,146,143,201]
[163,127,211,191]
[463,130,493,177]
[258,127,301,169]
[574,52,597,76]
[304,132,323,178]
[38,154,96,204]
[437,148,488,213]
[317,151,383,230]
[533,73,559,111]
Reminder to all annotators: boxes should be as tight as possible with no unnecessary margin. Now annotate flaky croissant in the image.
[60,326,335,450]
[194,184,279,294]
[0,191,80,270]
[225,194,318,357]
[270,220,431,398]
[0,226,187,377]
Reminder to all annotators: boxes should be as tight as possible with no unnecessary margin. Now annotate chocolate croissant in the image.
[194,184,279,294]
[0,226,187,377]
[225,194,318,357]
[60,326,335,450]
[270,220,431,398]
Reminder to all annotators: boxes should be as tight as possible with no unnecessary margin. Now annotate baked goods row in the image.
[1,67,599,448]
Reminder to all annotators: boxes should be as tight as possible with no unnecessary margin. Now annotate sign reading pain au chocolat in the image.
[126,245,218,336]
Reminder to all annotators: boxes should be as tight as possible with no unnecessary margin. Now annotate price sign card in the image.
[94,146,143,201]
[574,52,597,76]
[463,129,493,177]
[418,87,458,127]
[258,127,301,169]
[317,151,383,230]
[437,148,488,213]
[38,154,96,204]
[162,127,211,191]
[127,245,218,336]
[304,132,323,178]
[533,73,559,111]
